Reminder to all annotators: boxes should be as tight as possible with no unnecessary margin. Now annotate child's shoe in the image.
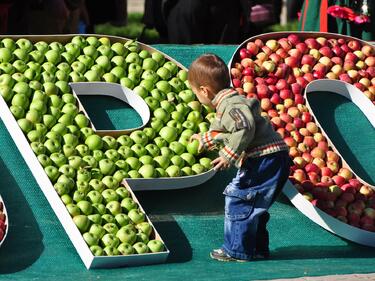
[210,248,248,262]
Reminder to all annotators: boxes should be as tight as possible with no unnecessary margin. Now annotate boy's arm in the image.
[217,105,255,165]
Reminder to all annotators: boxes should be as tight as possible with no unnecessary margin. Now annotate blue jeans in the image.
[222,151,291,260]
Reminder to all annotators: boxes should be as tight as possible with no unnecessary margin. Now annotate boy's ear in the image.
[199,86,210,97]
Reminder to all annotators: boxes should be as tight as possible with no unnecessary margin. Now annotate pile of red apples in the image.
[231,34,375,232]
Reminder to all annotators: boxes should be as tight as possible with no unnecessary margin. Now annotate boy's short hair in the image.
[188,54,230,94]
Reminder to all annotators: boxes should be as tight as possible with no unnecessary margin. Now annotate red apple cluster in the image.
[0,200,7,243]
[231,34,375,232]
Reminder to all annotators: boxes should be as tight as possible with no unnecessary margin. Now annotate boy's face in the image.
[190,84,215,109]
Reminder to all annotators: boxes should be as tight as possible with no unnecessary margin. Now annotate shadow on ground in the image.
[0,157,44,273]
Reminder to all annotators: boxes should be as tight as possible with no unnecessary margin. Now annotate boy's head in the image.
[188,54,230,107]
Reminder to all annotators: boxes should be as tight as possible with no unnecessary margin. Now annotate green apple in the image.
[144,96,160,111]
[83,45,98,59]
[111,55,126,67]
[30,141,46,155]
[150,89,166,101]
[152,137,167,149]
[150,118,164,133]
[167,120,182,134]
[102,189,119,204]
[0,85,14,102]
[181,166,193,176]
[116,187,130,199]
[106,200,122,216]
[68,155,83,170]
[57,174,75,191]
[136,222,152,237]
[128,170,141,179]
[192,163,206,174]
[121,197,137,212]
[91,168,103,180]
[115,213,130,227]
[76,144,90,157]
[110,66,126,79]
[0,63,15,74]
[45,49,61,65]
[42,114,57,129]
[89,179,105,193]
[43,82,58,96]
[156,80,171,94]
[128,208,145,224]
[2,38,16,51]
[13,59,27,73]
[83,232,99,247]
[131,144,147,158]
[37,154,52,168]
[125,157,141,171]
[101,213,115,225]
[154,155,170,170]
[105,149,120,162]
[44,138,61,154]
[164,61,178,75]
[186,139,200,156]
[17,118,33,133]
[153,108,170,124]
[101,233,120,248]
[29,80,43,91]
[165,165,181,177]
[27,130,43,142]
[171,155,185,168]
[13,48,29,61]
[102,72,117,83]
[160,146,173,158]
[71,61,86,74]
[141,69,158,83]
[117,145,133,159]
[178,135,190,146]
[92,150,104,162]
[117,243,134,255]
[85,134,103,151]
[82,155,97,168]
[95,55,111,72]
[102,175,119,189]
[9,105,25,120]
[50,152,67,167]
[170,111,185,123]
[129,130,148,146]
[177,69,188,81]
[145,143,160,158]
[142,57,158,71]
[160,100,175,114]
[169,141,185,155]
[180,153,196,166]
[74,114,89,129]
[89,224,106,240]
[11,93,29,110]
[84,69,100,82]
[66,203,81,217]
[199,157,213,170]
[77,200,93,216]
[78,55,94,69]
[125,52,140,64]
[179,89,195,103]
[115,159,129,171]
[44,165,59,182]
[113,170,128,183]
[198,122,210,133]
[92,203,106,215]
[155,167,166,177]
[61,194,73,205]
[86,214,101,227]
[73,214,90,233]
[117,135,133,147]
[138,164,155,178]
[120,77,134,89]
[151,52,165,66]
[133,242,149,254]
[116,227,137,244]
[62,144,76,157]
[80,127,94,140]
[102,135,117,150]
[103,223,119,235]
[58,164,76,178]
[133,85,148,99]
[0,73,15,87]
[103,246,119,256]
[159,126,178,143]
[97,44,113,58]
[147,239,165,253]
[77,168,92,182]
[90,245,104,256]
[136,232,149,244]
[49,41,64,53]
[156,67,172,80]
[73,190,87,203]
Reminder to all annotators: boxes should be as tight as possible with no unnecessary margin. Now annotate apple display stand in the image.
[284,79,375,247]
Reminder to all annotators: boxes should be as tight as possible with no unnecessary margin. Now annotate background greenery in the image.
[95,13,299,44]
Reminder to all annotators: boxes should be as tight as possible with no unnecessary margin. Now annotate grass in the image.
[95,13,299,44]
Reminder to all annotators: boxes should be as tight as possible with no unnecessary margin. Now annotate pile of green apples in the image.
[0,35,215,256]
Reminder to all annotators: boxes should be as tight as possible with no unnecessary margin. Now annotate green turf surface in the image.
[0,45,374,281]
[307,91,375,186]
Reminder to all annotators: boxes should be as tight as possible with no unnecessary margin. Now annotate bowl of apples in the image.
[228,31,375,246]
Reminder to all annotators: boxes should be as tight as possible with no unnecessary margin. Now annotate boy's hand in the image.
[189,134,204,152]
[211,156,230,171]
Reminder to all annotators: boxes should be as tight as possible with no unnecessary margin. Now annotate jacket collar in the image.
[212,88,237,109]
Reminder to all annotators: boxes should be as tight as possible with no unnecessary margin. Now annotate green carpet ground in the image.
[0,45,374,281]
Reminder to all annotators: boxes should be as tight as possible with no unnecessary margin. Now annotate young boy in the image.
[188,54,291,262]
